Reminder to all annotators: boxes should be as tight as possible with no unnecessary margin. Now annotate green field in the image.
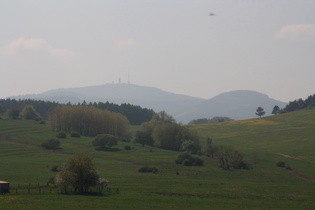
[1,109,315,209]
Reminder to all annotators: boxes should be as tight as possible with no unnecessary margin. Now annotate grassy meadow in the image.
[1,109,315,209]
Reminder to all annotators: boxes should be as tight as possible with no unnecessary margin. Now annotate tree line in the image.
[280,94,315,113]
[0,98,154,125]
[188,116,234,125]
[87,101,154,125]
[0,98,58,119]
[49,106,129,137]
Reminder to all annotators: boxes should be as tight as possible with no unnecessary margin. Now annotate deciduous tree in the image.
[56,154,100,193]
[135,130,153,146]
[20,105,41,120]
[49,106,129,137]
[216,146,250,170]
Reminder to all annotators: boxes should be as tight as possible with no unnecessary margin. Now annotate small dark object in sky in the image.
[209,13,215,16]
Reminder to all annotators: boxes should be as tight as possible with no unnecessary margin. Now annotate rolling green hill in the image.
[190,108,315,177]
[0,109,315,209]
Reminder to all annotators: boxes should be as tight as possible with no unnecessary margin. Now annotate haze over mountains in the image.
[10,83,287,123]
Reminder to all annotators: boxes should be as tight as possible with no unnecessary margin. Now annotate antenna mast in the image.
[128,70,130,84]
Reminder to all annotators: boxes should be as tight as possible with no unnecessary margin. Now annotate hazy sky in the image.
[1,0,315,102]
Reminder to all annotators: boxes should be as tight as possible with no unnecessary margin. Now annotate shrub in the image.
[56,132,67,138]
[216,146,250,170]
[138,166,159,174]
[51,165,60,172]
[234,161,251,169]
[47,177,55,185]
[276,161,285,168]
[203,144,218,158]
[176,152,204,166]
[176,152,192,164]
[41,139,61,150]
[124,145,131,150]
[285,166,292,170]
[92,134,118,148]
[70,131,81,138]
[180,140,201,154]
[184,156,204,166]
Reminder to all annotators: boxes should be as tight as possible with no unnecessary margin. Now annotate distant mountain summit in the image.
[12,83,204,118]
[11,85,286,124]
[175,90,287,123]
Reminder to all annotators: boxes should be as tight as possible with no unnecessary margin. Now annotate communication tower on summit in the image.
[128,69,130,84]
[128,70,130,84]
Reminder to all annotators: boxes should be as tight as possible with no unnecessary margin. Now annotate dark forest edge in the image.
[1,93,315,126]
[0,98,154,125]
[280,93,315,113]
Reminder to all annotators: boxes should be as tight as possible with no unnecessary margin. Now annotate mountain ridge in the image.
[175,90,286,123]
[9,83,287,123]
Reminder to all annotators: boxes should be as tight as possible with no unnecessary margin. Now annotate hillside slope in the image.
[1,109,315,209]
[191,108,315,169]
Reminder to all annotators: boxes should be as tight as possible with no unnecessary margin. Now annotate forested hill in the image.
[7,84,289,123]
[9,83,204,119]
[0,99,154,125]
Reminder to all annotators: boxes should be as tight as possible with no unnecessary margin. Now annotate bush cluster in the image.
[41,139,61,150]
[56,132,67,138]
[138,166,159,174]
[51,165,60,172]
[70,131,81,138]
[175,153,203,166]
[276,161,285,168]
[92,134,118,149]
[276,161,292,170]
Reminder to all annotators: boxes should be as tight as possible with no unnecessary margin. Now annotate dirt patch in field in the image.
[275,152,315,181]
[275,153,302,161]
[290,169,315,181]
[0,137,38,146]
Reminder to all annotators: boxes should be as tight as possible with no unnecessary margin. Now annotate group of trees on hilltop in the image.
[188,116,234,125]
[255,94,315,118]
[0,99,154,125]
[0,103,43,121]
[49,106,129,137]
[87,101,154,125]
[135,111,200,153]
[280,94,315,113]
[0,99,58,119]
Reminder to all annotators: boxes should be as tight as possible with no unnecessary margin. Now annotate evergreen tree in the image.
[255,107,265,118]
[272,105,280,115]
